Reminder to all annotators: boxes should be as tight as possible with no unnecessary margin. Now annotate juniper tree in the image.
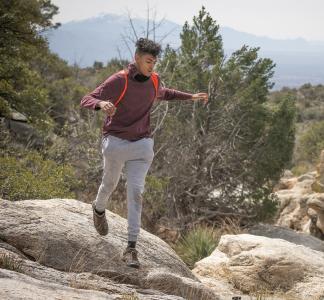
[154,7,296,223]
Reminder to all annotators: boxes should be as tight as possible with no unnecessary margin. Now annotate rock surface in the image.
[0,244,184,300]
[275,168,324,240]
[0,198,217,300]
[248,223,324,252]
[0,268,116,300]
[193,234,324,299]
[275,171,316,231]
[307,193,324,237]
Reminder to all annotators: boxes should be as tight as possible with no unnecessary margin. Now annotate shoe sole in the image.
[122,257,140,268]
[92,202,108,236]
[127,262,140,269]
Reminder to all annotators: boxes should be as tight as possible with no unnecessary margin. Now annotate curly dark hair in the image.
[135,38,162,57]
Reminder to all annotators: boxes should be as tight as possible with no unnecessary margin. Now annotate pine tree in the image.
[0,0,60,129]
[155,7,296,222]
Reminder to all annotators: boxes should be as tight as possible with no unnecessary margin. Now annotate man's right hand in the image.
[98,100,116,116]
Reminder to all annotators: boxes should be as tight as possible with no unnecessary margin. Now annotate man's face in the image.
[135,52,157,77]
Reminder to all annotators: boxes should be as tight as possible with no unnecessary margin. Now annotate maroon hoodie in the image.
[80,62,193,141]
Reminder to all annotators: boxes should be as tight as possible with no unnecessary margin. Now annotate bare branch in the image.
[152,101,169,135]
[116,46,123,61]
[146,2,150,39]
[121,34,134,59]
[157,25,179,44]
[126,9,138,41]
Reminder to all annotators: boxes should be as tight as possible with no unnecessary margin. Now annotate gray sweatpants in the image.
[94,135,154,242]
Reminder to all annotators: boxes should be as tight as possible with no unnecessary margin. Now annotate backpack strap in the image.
[151,72,159,100]
[114,69,128,107]
[114,70,159,107]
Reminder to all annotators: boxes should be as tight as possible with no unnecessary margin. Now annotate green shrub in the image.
[143,175,169,220]
[0,96,10,118]
[174,225,220,269]
[298,121,324,164]
[0,151,81,200]
[303,107,324,121]
[43,119,104,203]
[291,162,314,176]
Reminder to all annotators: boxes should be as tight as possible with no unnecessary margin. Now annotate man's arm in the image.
[80,74,123,115]
[156,77,208,104]
[157,86,193,101]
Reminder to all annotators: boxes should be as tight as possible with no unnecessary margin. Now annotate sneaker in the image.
[92,201,108,236]
[122,247,140,268]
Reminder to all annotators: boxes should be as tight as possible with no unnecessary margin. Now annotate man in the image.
[80,38,208,268]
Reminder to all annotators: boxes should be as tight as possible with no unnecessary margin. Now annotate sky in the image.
[51,0,324,42]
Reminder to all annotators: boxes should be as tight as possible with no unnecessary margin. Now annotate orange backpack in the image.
[114,69,159,107]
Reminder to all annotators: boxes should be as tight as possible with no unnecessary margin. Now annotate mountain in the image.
[45,14,181,66]
[46,13,324,90]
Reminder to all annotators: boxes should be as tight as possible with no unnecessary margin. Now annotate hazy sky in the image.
[51,0,324,41]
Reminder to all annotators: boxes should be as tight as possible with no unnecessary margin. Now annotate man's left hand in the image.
[192,93,208,105]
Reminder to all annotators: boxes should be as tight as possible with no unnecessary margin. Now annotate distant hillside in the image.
[45,13,324,90]
[45,14,181,66]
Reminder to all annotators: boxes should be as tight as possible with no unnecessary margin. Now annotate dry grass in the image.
[218,217,246,235]
[0,253,23,273]
[119,292,140,300]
